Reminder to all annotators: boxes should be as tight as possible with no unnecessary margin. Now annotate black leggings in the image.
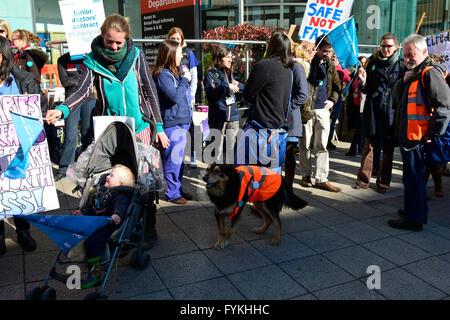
[0,217,30,236]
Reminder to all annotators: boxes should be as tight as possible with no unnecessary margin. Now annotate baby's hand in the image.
[111,214,121,225]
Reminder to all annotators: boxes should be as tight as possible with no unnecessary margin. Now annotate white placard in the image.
[0,94,60,220]
[93,116,135,141]
[426,31,450,73]
[59,0,106,60]
[298,0,354,43]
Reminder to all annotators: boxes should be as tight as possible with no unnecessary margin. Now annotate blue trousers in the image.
[58,99,96,173]
[162,124,190,201]
[400,145,428,224]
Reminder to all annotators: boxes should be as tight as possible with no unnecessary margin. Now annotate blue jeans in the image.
[58,99,96,173]
[162,124,190,201]
[400,145,428,224]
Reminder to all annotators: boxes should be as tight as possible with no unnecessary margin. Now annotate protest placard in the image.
[299,0,355,43]
[59,0,106,60]
[0,94,60,220]
[426,30,449,72]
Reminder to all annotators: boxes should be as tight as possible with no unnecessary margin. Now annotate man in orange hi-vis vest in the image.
[389,34,450,231]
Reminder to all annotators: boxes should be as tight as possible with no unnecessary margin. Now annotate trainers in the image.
[0,235,6,255]
[315,181,342,192]
[54,171,65,181]
[81,257,102,289]
[388,218,423,232]
[300,176,313,188]
[17,230,36,251]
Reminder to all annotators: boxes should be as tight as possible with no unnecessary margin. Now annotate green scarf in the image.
[91,35,128,74]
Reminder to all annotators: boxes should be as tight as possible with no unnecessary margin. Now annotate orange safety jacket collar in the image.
[228,165,282,219]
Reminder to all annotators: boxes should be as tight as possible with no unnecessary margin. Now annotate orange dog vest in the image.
[228,165,282,219]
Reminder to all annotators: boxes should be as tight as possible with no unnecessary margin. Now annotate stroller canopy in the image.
[86,121,140,179]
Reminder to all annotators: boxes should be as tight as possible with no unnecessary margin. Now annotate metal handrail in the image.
[45,39,380,79]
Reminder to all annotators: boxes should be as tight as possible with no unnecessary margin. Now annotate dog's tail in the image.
[283,180,308,210]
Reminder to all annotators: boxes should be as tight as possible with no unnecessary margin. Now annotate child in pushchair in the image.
[27,121,164,300]
[71,164,136,289]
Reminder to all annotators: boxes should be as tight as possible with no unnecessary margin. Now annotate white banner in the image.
[0,94,59,220]
[59,0,106,60]
[93,116,135,141]
[426,31,450,73]
[299,0,354,43]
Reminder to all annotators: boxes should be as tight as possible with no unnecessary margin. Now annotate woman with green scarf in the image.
[46,14,169,148]
[46,14,168,250]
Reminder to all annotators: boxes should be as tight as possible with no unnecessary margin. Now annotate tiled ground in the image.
[1,141,449,300]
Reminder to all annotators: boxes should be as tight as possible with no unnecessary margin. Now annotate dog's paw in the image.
[271,238,281,246]
[252,226,266,234]
[214,239,229,250]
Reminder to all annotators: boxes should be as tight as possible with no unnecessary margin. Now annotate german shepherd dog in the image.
[203,164,308,249]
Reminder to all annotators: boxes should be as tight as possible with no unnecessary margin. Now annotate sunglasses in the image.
[381,44,396,49]
[0,29,6,34]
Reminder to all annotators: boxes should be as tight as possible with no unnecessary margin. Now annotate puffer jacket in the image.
[15,47,49,85]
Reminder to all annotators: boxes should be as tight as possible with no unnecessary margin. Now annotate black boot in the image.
[143,204,158,251]
[0,235,6,255]
[17,230,37,251]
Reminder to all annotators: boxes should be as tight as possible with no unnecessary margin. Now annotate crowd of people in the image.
[1,15,449,268]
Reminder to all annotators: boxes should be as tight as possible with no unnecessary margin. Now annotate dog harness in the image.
[229,165,282,219]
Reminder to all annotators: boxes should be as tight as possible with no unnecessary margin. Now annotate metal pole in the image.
[239,0,244,25]
[245,45,249,80]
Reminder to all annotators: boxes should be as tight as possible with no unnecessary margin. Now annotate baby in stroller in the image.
[71,164,136,289]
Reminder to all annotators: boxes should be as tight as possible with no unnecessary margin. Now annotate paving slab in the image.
[290,227,354,254]
[170,277,245,300]
[227,264,307,300]
[151,251,222,288]
[203,242,272,275]
[313,280,385,300]
[375,268,446,300]
[363,237,433,266]
[279,255,355,292]
[402,257,450,295]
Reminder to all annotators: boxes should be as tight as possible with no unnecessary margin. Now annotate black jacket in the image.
[57,52,95,99]
[11,66,48,116]
[360,50,407,141]
[244,57,292,129]
[288,62,308,137]
[204,68,244,126]
[392,57,450,150]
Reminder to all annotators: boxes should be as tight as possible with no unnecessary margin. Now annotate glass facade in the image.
[1,0,448,57]
[201,0,449,52]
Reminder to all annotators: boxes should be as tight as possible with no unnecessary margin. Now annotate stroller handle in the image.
[142,116,157,145]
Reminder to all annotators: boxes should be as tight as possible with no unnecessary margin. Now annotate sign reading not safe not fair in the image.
[299,0,354,43]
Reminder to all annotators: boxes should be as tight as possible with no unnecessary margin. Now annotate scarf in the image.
[91,35,136,81]
[377,49,400,67]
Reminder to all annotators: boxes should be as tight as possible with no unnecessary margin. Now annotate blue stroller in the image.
[26,120,160,300]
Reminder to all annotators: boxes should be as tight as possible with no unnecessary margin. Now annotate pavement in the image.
[1,140,450,301]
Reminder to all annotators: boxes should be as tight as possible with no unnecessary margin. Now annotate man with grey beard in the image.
[389,34,450,231]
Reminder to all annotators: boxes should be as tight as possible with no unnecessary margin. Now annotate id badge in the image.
[225,95,236,105]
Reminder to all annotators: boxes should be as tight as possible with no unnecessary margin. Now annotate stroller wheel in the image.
[26,287,43,300]
[41,287,56,300]
[84,292,107,300]
[130,252,151,270]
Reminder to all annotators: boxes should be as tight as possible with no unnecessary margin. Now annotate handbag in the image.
[239,70,293,168]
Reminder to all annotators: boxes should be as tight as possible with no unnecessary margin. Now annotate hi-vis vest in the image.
[407,66,442,141]
[229,165,282,219]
